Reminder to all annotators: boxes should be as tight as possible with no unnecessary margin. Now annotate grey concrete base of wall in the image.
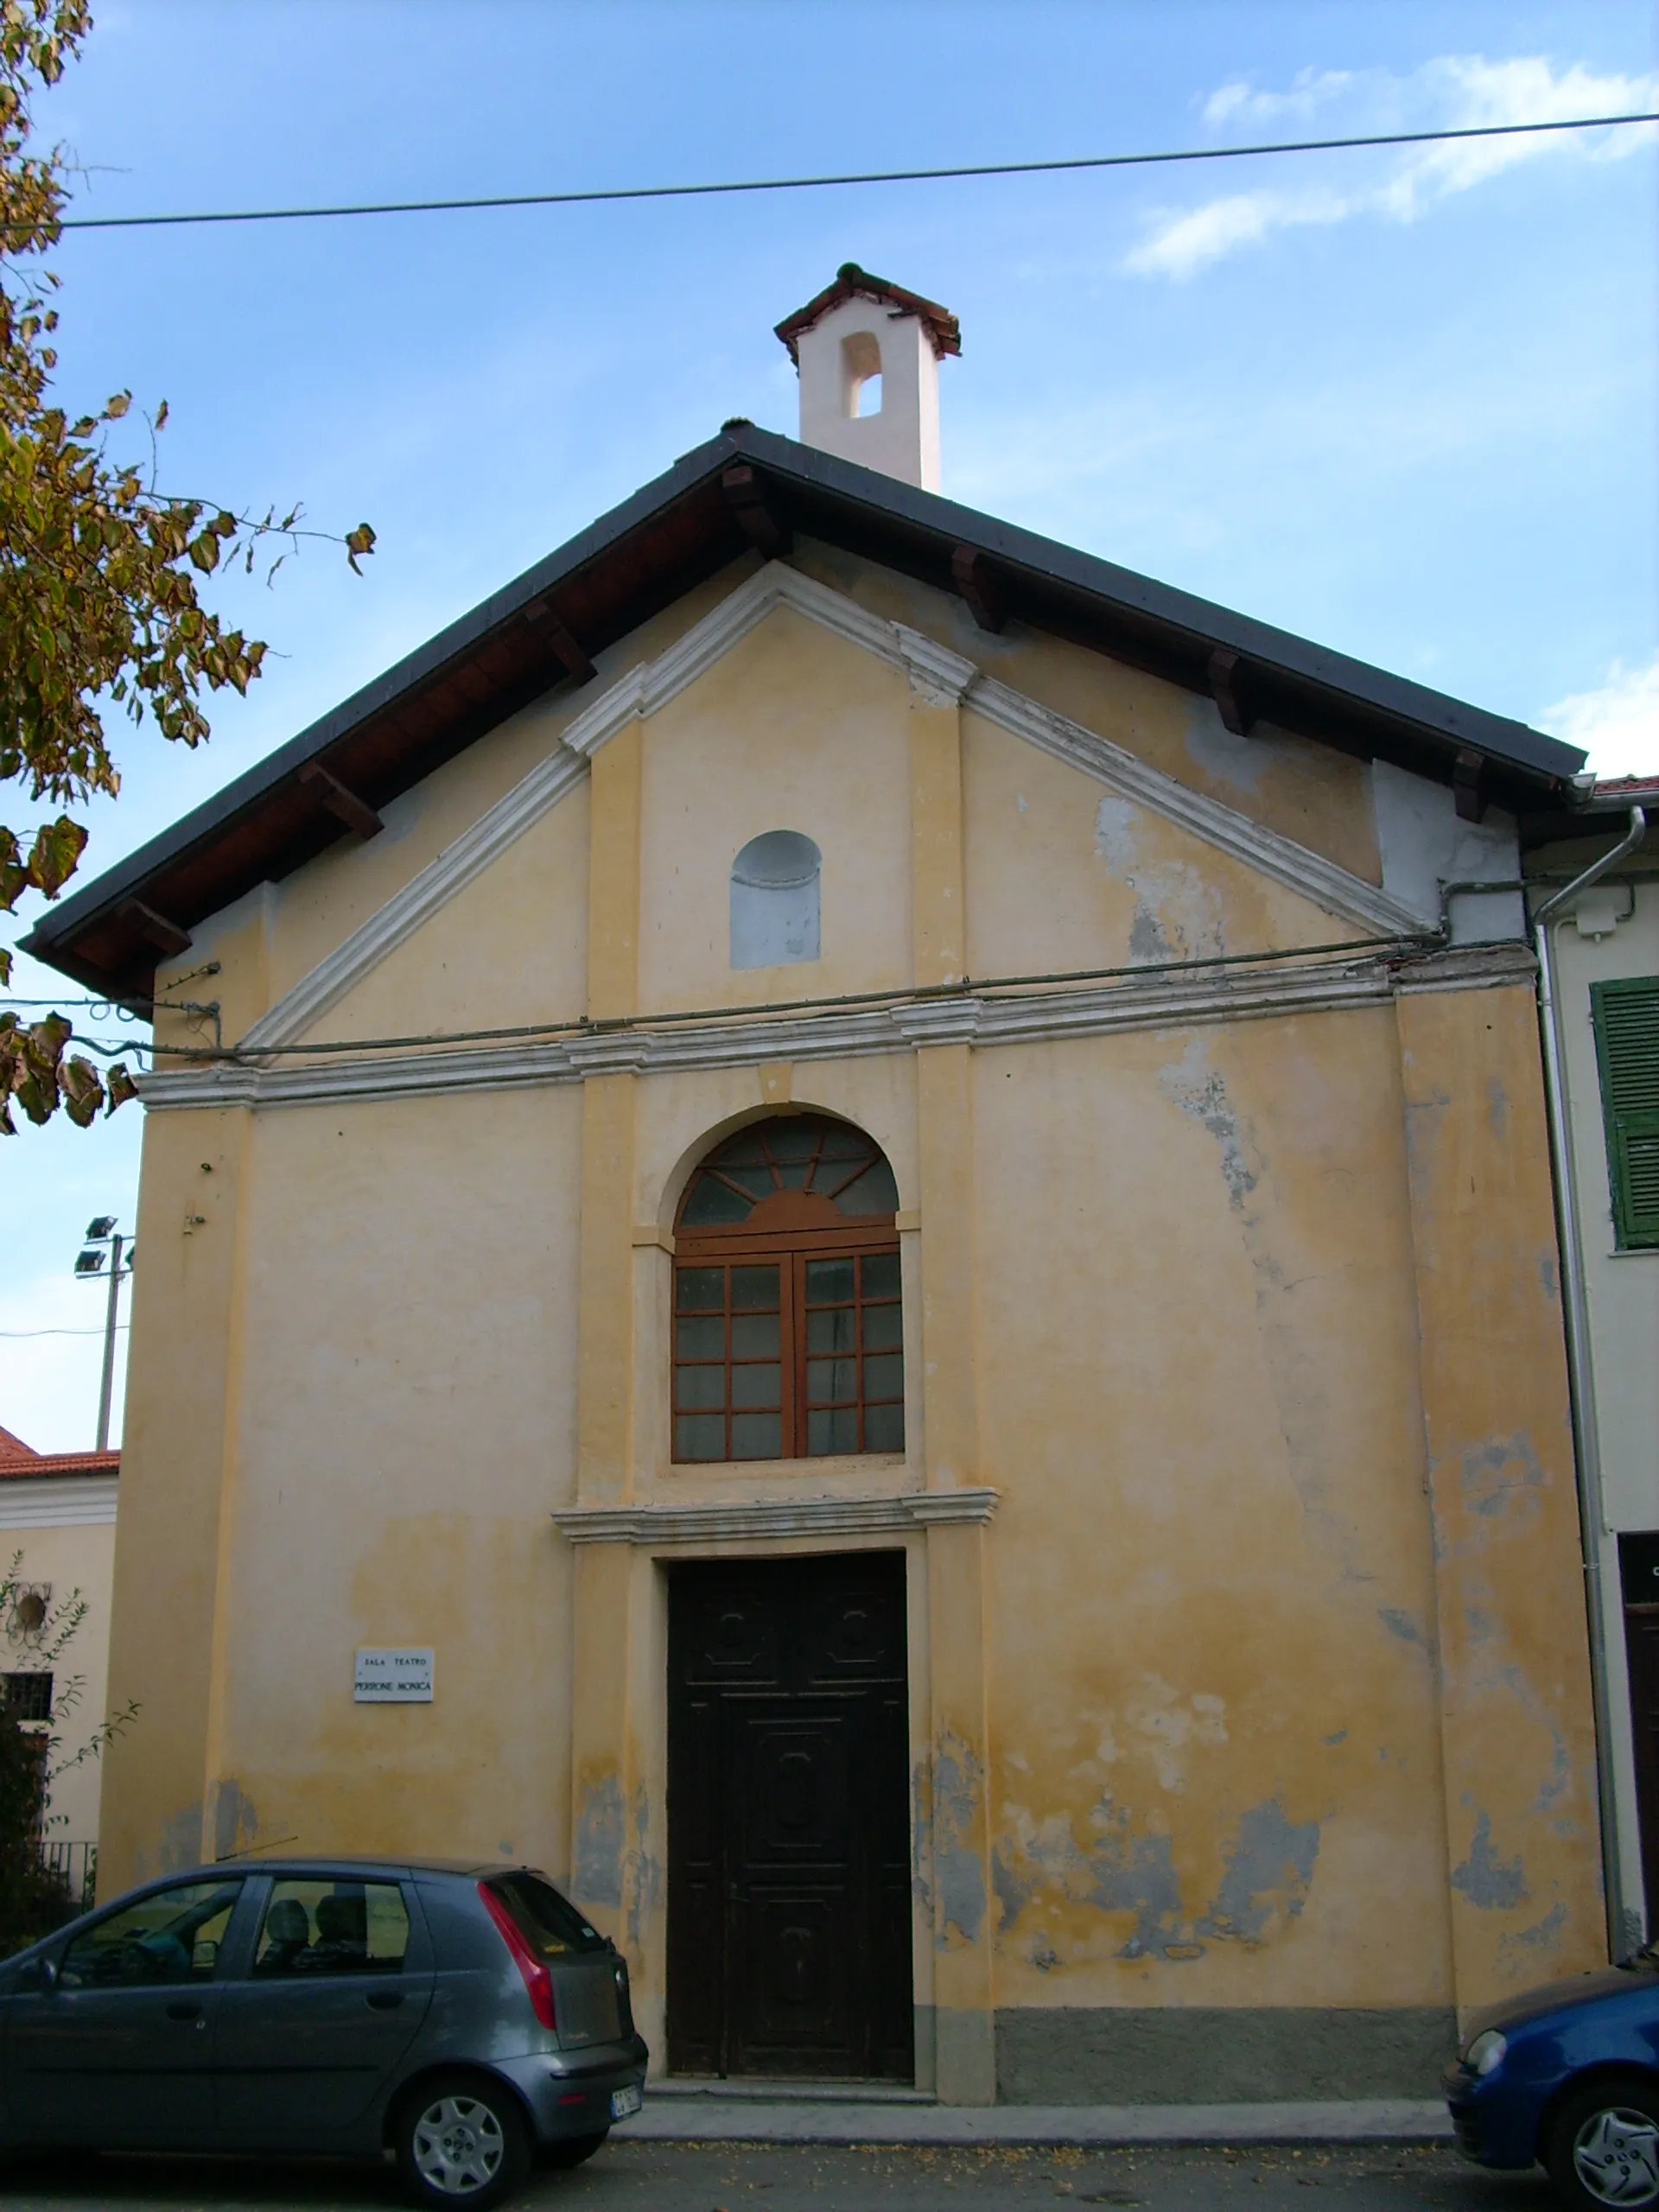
[995,2008,1459,2104]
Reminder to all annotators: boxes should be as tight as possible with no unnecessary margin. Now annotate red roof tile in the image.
[0,1427,118,1478]
[775,264,962,364]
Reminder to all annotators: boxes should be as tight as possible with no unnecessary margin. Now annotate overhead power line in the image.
[48,111,1659,235]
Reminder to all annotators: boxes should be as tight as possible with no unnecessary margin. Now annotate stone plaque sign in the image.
[353,1647,434,1703]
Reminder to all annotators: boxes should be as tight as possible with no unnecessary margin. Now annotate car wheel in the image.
[541,2127,609,2170]
[394,2071,532,2209]
[1546,2078,1659,2209]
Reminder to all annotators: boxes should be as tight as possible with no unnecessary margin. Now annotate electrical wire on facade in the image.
[113,931,1436,1068]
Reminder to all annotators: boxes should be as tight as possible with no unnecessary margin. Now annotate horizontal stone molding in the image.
[233,560,1421,1056]
[138,952,1415,1111]
[1391,942,1535,995]
[551,1487,1000,1546]
[0,1475,118,1529]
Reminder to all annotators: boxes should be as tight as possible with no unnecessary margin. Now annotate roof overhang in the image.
[22,423,1586,1001]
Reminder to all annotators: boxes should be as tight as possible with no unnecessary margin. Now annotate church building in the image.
[25,267,1607,2103]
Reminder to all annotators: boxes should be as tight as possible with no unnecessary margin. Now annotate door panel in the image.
[666,1552,912,2081]
[1624,1597,1659,1923]
[213,1876,434,2150]
[8,1877,243,2147]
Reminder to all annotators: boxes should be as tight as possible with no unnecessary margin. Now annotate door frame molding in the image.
[563,1520,996,2105]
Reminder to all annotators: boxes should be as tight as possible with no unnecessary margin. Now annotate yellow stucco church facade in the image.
[27,269,1608,2104]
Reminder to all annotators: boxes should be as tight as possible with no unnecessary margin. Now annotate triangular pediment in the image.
[242,562,1425,1052]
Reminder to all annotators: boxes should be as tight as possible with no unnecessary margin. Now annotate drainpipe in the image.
[1533,805,1647,1959]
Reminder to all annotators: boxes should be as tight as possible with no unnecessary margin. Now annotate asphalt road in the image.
[0,2141,1560,2212]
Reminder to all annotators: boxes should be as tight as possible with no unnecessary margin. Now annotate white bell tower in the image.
[775,264,960,493]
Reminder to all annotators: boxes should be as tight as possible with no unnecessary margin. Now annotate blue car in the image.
[1445,1957,1659,2208]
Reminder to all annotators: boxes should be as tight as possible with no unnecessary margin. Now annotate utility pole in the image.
[74,1218,134,1454]
[96,1231,124,1454]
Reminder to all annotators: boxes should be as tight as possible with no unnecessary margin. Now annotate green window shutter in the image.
[1591,976,1659,1249]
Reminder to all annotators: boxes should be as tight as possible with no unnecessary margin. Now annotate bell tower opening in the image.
[775,263,960,491]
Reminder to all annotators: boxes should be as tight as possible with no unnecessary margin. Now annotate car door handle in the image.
[165,1999,203,2023]
[365,1991,404,2012]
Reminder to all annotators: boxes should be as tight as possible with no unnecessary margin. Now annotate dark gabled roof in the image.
[775,262,963,364]
[22,422,1586,1001]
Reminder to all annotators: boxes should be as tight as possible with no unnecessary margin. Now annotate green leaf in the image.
[24,815,87,897]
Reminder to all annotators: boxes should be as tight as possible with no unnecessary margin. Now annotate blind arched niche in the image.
[672,1114,903,1463]
[730,830,820,970]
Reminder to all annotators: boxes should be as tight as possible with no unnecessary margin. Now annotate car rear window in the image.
[485,1872,607,1956]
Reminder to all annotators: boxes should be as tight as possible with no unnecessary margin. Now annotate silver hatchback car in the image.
[0,1857,648,2207]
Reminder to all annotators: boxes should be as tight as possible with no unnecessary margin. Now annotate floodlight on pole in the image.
[73,1219,134,1453]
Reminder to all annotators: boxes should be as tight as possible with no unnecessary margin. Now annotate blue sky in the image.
[3,0,1655,1449]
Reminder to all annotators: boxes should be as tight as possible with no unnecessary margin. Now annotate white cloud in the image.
[1544,653,1659,780]
[1203,69,1356,129]
[1128,54,1656,281]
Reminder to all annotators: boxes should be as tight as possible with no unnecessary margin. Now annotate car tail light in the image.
[478,1883,556,2031]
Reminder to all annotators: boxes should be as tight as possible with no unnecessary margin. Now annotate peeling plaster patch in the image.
[1029,1936,1060,1973]
[1492,1662,1572,1814]
[625,1783,661,1951]
[146,1802,206,1881]
[1452,1812,1529,1910]
[1094,798,1225,966]
[1160,1039,1361,1567]
[1185,696,1268,794]
[1465,1607,1500,1646]
[1124,1677,1229,1793]
[1378,1607,1430,1650]
[1094,796,1140,872]
[934,1735,987,1946]
[1198,1799,1321,1942]
[210,1777,257,1865]
[912,1758,934,1913]
[1486,1077,1510,1140]
[1130,901,1174,964]
[1461,1433,1547,1523]
[1325,1729,1349,1746]
[1509,1901,1567,1952]
[1160,1041,1259,1211]
[1537,1250,1560,1305]
[1134,863,1225,965]
[574,1773,624,1910]
[1090,1817,1186,1961]
[991,1838,1034,1931]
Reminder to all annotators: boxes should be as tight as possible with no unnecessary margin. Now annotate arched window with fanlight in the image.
[672,1115,904,1464]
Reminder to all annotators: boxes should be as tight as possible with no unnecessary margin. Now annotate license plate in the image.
[610,2086,643,2120]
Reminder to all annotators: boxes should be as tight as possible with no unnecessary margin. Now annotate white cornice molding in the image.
[230,558,1420,1057]
[893,623,978,706]
[240,746,589,1052]
[138,950,1413,1112]
[963,677,1424,940]
[0,1475,118,1529]
[550,1487,1000,1546]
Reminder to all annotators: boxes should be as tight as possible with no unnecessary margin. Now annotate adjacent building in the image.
[1522,777,1659,1960]
[0,1425,118,1903]
[25,269,1613,2101]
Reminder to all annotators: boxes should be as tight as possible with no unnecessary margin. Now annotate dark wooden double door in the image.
[666,1552,913,2081]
